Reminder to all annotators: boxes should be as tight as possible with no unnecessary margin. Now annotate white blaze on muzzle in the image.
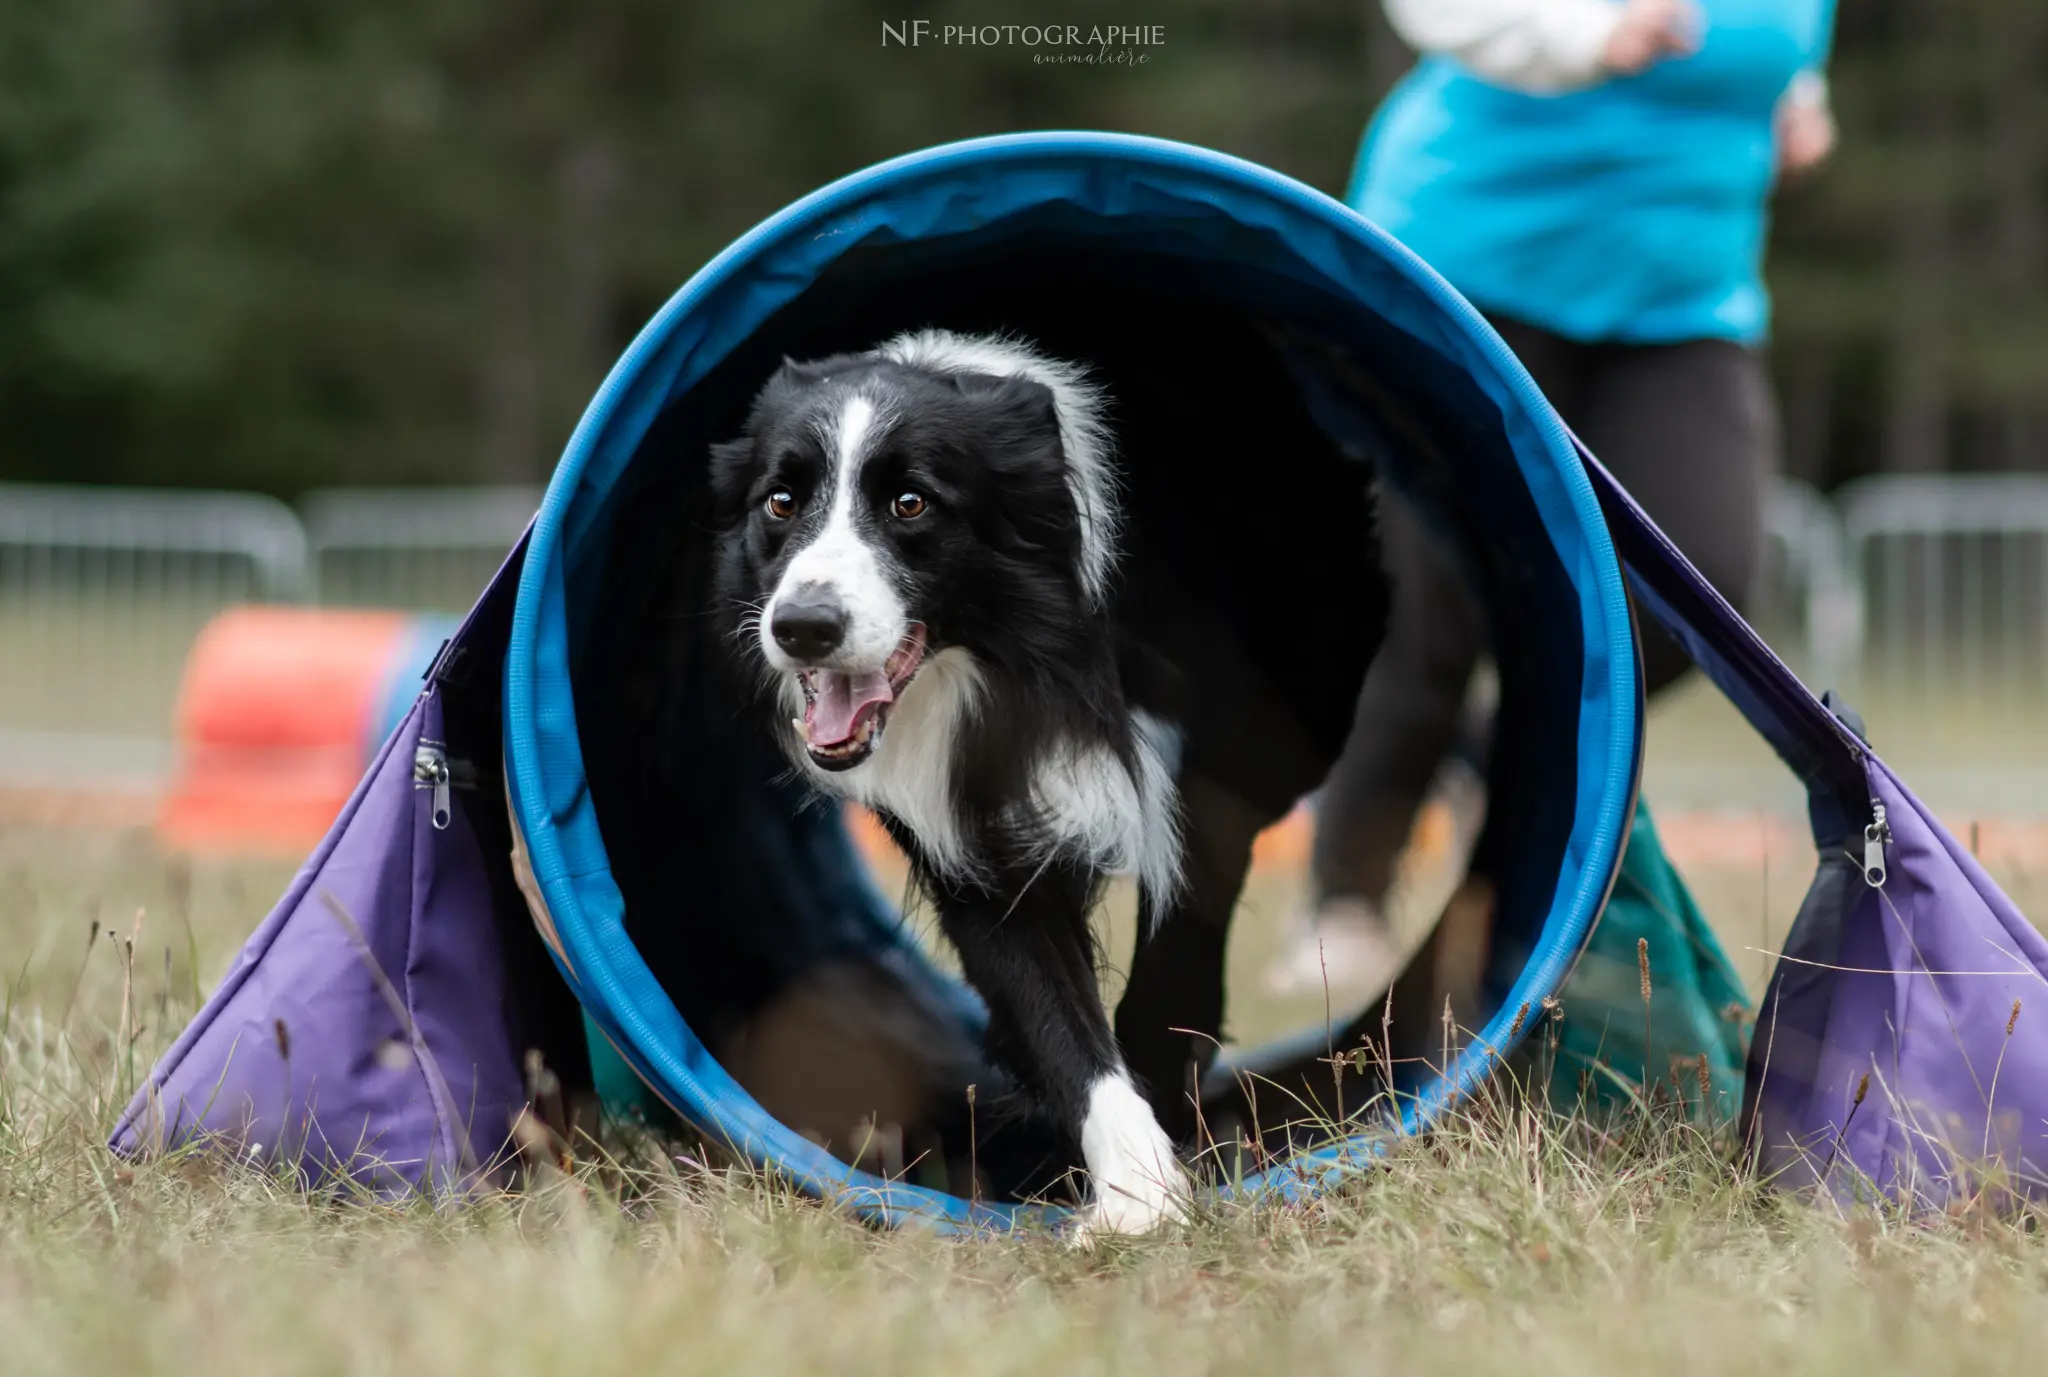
[761,392,918,752]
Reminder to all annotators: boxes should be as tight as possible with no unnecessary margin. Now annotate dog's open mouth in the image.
[793,625,927,771]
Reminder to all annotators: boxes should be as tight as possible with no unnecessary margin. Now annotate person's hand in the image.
[1600,0,1701,77]
[1776,87,1837,178]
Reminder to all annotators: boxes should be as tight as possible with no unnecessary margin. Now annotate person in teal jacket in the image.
[1268,0,1837,1005]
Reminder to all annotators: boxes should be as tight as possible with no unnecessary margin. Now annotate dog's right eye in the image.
[765,490,798,520]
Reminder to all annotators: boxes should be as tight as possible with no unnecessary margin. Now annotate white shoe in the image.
[1261,899,1403,1000]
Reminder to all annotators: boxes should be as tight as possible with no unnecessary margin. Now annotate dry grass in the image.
[5,824,2048,1377]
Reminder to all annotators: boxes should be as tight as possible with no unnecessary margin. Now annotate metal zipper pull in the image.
[1862,801,1891,888]
[414,742,453,831]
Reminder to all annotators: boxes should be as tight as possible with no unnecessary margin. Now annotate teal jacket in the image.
[1349,0,1836,345]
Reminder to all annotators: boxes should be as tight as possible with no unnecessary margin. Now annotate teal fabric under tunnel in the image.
[1545,798,1752,1120]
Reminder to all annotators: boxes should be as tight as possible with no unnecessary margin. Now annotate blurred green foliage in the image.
[0,0,2039,492]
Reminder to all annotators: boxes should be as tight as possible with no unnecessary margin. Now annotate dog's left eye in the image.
[891,492,927,520]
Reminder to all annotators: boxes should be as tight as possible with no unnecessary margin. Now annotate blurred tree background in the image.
[0,0,2039,494]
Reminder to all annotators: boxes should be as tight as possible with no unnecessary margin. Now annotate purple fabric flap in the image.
[112,691,524,1194]
[1575,439,2048,1204]
[1748,763,2048,1204]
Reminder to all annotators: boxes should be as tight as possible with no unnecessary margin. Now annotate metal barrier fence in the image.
[0,485,312,787]
[1763,473,2048,818]
[3,475,2045,801]
[1754,476,1858,685]
[0,483,537,791]
[1834,474,2048,704]
[303,485,540,612]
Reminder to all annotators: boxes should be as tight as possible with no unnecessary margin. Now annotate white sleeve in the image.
[1383,0,1625,94]
[1783,68,1829,110]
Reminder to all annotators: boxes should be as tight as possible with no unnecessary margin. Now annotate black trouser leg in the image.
[1309,491,1489,909]
[1310,316,1777,905]
[1569,334,1776,696]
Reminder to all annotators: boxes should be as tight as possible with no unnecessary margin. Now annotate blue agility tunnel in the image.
[117,133,2048,1225]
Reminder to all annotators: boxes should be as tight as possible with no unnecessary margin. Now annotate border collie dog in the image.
[709,327,1385,1235]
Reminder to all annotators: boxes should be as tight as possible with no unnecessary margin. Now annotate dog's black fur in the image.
[706,311,1389,1226]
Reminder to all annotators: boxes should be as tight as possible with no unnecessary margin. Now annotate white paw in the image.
[1070,1071,1188,1245]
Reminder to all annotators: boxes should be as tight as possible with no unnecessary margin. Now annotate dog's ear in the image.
[756,358,827,407]
[948,373,1061,439]
[775,351,869,387]
[706,436,756,522]
[944,369,1004,396]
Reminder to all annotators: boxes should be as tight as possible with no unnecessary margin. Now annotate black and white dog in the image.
[708,326,1386,1235]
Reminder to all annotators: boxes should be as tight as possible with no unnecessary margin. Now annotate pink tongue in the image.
[807,670,895,747]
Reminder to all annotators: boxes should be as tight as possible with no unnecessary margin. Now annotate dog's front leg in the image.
[928,856,1186,1239]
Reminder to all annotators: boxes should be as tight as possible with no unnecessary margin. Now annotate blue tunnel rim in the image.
[503,130,1640,1230]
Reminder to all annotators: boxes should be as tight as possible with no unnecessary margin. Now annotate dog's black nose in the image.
[770,592,848,661]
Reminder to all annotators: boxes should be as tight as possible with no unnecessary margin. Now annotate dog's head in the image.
[708,330,1116,774]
